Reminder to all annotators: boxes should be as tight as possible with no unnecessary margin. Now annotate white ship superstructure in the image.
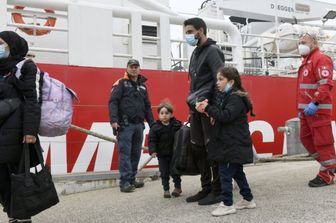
[1,0,335,75]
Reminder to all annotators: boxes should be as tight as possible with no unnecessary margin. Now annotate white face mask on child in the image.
[224,82,232,93]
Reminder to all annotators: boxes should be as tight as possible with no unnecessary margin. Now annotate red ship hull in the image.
[38,64,336,173]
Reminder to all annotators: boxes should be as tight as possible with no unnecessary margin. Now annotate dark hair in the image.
[183,17,207,36]
[218,67,256,116]
[157,101,174,114]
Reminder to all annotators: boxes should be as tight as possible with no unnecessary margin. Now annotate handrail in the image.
[8,0,69,11]
[29,47,68,54]
[7,23,68,32]
[8,7,68,18]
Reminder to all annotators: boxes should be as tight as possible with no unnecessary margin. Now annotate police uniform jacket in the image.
[109,72,154,127]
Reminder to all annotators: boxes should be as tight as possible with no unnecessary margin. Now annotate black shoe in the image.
[132,181,144,188]
[198,192,222,205]
[163,191,171,198]
[171,188,182,197]
[186,190,210,203]
[308,176,333,187]
[120,185,135,193]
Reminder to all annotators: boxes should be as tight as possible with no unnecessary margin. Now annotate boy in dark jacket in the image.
[148,101,182,198]
[196,67,256,217]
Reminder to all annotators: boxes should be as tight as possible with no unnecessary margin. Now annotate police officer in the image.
[297,33,336,187]
[109,59,154,192]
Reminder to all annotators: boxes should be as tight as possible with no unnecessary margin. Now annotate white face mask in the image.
[298,44,311,56]
[0,45,10,59]
[224,82,232,93]
[185,34,199,46]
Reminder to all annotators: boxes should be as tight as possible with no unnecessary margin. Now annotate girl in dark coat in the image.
[0,31,42,223]
[196,67,256,217]
[148,101,182,198]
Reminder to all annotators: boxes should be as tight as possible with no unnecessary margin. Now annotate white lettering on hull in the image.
[71,122,116,173]
[39,135,67,174]
[41,121,336,173]
[249,120,274,158]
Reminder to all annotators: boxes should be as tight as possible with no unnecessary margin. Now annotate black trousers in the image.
[190,112,221,195]
[158,156,181,191]
[0,163,16,217]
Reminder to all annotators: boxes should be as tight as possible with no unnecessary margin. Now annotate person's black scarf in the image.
[0,31,28,76]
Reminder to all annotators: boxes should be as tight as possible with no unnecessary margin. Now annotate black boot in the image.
[186,190,210,203]
[308,176,333,187]
[132,181,144,188]
[198,192,222,205]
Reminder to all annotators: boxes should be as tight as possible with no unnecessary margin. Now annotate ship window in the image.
[142,25,157,37]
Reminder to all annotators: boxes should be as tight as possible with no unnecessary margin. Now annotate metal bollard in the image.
[278,118,307,155]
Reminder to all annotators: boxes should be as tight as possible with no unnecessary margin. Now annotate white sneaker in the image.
[235,199,256,210]
[211,202,237,216]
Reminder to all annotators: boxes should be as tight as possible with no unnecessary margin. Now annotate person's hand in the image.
[303,102,318,116]
[111,122,120,129]
[210,117,215,125]
[23,135,36,144]
[111,122,120,136]
[151,153,157,158]
[195,99,208,113]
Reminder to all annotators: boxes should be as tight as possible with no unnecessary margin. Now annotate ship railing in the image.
[244,66,298,77]
[237,33,336,76]
[6,6,69,56]
[3,1,335,75]
[170,31,335,75]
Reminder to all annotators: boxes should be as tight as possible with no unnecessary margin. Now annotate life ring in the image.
[11,6,57,36]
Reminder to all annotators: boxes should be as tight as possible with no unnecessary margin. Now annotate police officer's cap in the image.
[127,59,140,67]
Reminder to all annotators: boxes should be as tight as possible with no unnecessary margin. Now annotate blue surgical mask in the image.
[224,83,232,93]
[0,45,9,59]
[185,34,199,46]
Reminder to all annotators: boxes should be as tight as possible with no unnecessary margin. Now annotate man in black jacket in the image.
[184,17,225,205]
[109,59,154,193]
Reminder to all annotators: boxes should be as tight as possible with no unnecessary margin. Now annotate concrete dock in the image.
[1,160,335,223]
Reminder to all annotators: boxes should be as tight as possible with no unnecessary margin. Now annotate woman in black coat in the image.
[0,31,42,222]
[196,67,256,217]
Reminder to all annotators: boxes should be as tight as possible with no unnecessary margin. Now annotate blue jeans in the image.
[117,123,144,188]
[219,163,253,206]
[158,156,181,191]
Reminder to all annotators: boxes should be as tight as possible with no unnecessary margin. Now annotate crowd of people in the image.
[108,17,335,217]
[0,15,335,222]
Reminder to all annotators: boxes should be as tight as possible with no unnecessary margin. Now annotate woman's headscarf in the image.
[0,31,28,75]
